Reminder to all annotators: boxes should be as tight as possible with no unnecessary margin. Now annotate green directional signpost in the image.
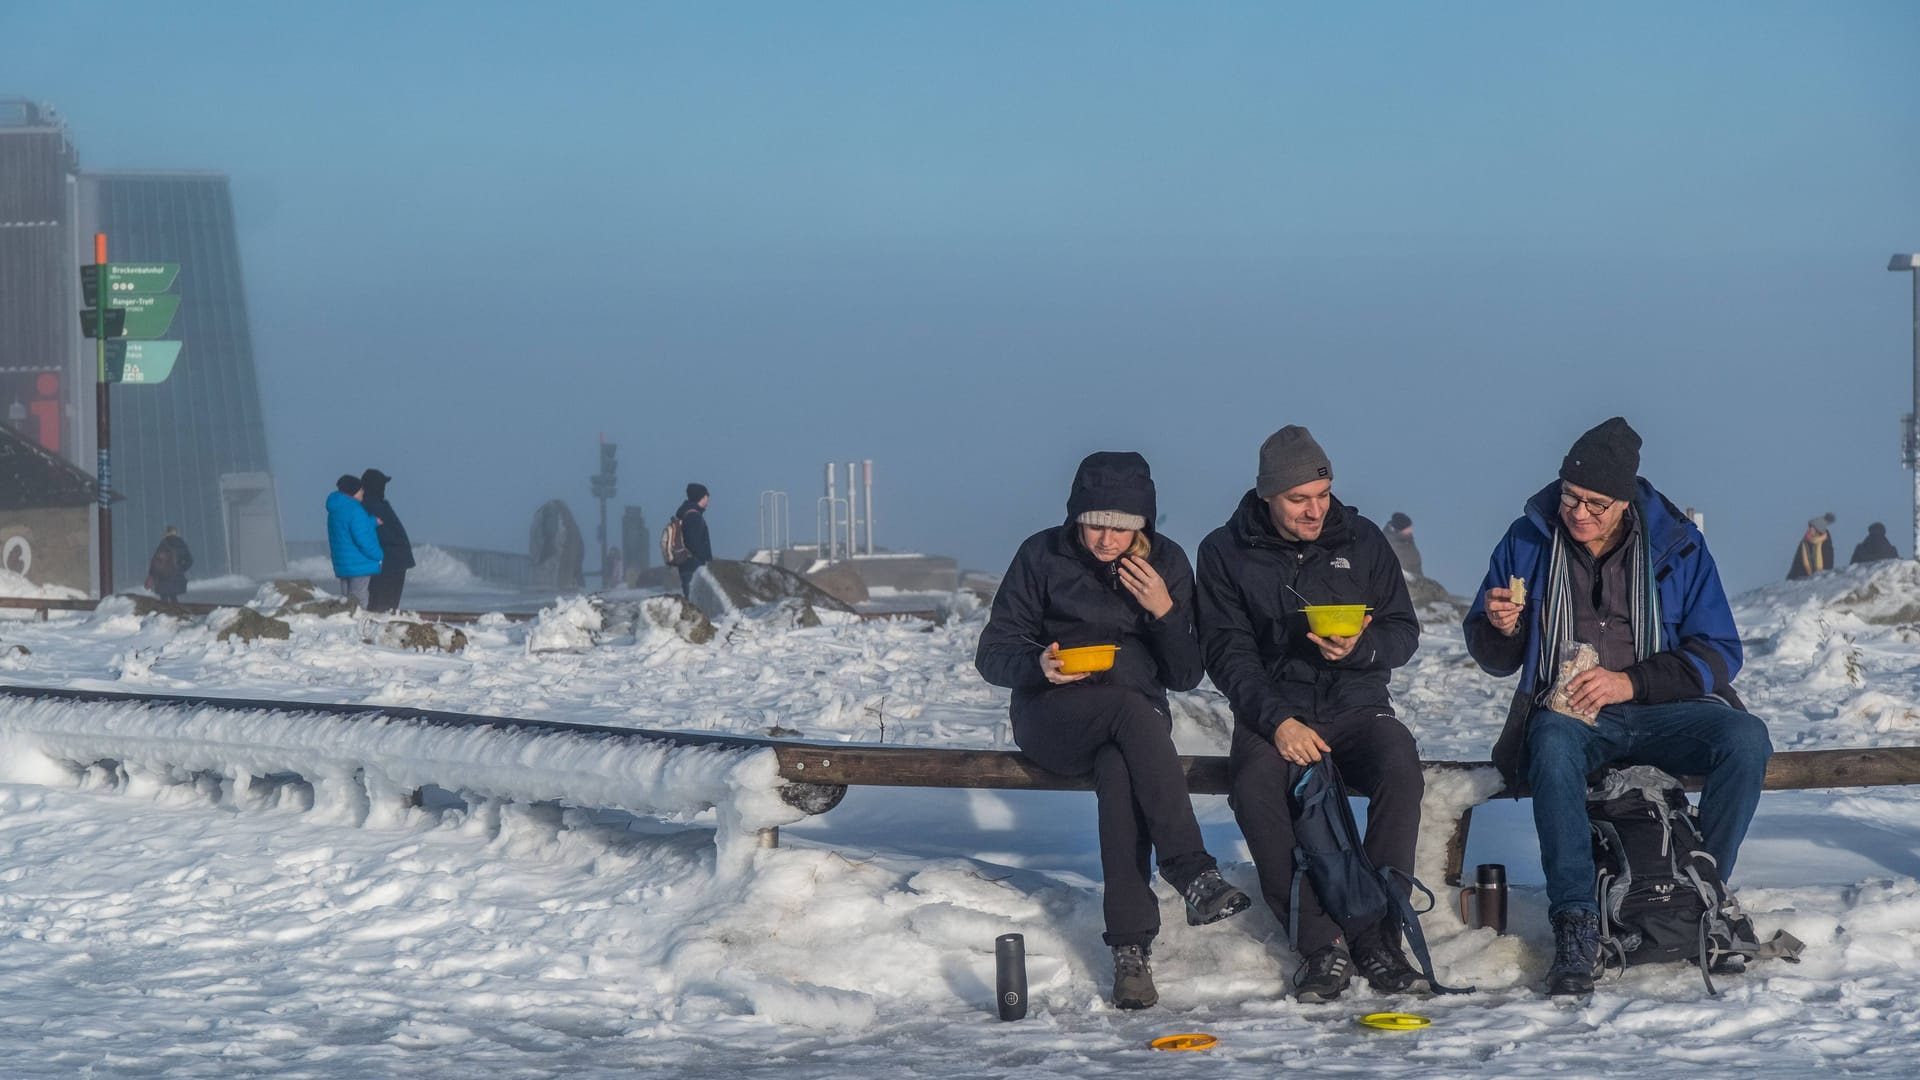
[80,237,185,594]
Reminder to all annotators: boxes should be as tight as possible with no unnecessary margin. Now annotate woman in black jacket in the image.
[975,451,1249,1010]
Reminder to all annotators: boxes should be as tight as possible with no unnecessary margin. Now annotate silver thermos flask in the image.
[995,933,1027,1020]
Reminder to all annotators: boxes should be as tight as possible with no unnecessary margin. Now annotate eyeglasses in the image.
[1558,489,1618,517]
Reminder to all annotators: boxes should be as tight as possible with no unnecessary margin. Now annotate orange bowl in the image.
[1056,644,1119,673]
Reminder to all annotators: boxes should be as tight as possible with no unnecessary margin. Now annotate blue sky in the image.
[5,1,1919,593]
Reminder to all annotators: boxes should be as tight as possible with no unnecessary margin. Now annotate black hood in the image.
[360,470,390,501]
[1225,487,1354,549]
[1064,451,1157,533]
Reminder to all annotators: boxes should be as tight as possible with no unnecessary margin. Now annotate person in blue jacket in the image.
[1463,417,1772,997]
[326,474,384,607]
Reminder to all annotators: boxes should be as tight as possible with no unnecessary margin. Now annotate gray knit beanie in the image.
[1077,510,1148,531]
[1256,426,1333,499]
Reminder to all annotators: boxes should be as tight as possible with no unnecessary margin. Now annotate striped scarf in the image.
[1536,507,1663,703]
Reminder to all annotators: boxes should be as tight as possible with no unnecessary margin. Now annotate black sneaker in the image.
[1546,910,1603,997]
[1292,943,1353,1003]
[1351,924,1432,996]
[1111,944,1157,1010]
[1180,868,1251,927]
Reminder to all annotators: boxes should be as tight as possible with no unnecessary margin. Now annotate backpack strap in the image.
[1379,867,1473,994]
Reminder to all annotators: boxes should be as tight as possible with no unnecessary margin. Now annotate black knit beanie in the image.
[1559,417,1641,501]
[686,482,709,502]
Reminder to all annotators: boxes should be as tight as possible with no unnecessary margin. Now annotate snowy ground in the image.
[2,561,1919,1076]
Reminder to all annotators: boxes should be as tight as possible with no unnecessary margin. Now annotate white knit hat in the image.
[1078,510,1147,531]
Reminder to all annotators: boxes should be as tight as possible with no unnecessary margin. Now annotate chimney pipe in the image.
[864,459,874,555]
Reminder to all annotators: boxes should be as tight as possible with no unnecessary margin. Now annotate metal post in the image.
[847,461,858,563]
[93,233,112,596]
[825,462,838,561]
[863,459,874,555]
[1911,270,1919,559]
[597,433,609,587]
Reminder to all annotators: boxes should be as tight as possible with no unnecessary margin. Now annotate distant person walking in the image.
[326,474,383,607]
[674,483,713,596]
[144,526,193,604]
[605,544,625,589]
[359,468,415,612]
[1787,513,1836,580]
[1851,522,1900,565]
[1385,511,1424,578]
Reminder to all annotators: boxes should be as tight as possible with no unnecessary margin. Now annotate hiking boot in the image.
[1180,868,1251,927]
[1292,943,1353,1003]
[1351,923,1432,996]
[1546,910,1603,997]
[1111,944,1158,1010]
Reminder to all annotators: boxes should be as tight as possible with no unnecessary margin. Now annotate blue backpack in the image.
[1290,759,1471,994]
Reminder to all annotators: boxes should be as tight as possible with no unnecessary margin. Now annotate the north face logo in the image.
[1330,557,1351,570]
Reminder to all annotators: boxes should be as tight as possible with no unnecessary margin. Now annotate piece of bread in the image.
[1509,576,1527,607]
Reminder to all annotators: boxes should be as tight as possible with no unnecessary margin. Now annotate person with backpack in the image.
[1463,417,1773,997]
[1195,426,1433,1003]
[976,451,1250,1011]
[145,526,193,603]
[359,468,415,612]
[670,483,713,596]
[326,474,384,607]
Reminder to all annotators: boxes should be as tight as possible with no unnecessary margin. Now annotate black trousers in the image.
[677,562,700,596]
[368,568,407,613]
[1012,685,1215,948]
[1228,712,1424,954]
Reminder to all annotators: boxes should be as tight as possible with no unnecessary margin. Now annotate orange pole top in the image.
[94,233,106,265]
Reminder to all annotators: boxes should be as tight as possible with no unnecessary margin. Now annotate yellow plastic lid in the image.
[1150,1032,1219,1051]
[1359,1012,1431,1030]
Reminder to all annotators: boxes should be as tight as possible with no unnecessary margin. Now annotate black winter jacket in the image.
[975,452,1204,708]
[360,475,416,572]
[675,500,713,565]
[1195,490,1419,741]
[1852,527,1899,565]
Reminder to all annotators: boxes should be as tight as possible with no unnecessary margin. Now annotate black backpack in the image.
[1289,759,1471,994]
[1587,766,1804,993]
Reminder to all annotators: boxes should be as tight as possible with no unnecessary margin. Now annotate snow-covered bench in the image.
[0,684,833,872]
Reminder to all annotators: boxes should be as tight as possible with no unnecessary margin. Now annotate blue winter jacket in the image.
[1463,479,1745,783]
[326,490,385,578]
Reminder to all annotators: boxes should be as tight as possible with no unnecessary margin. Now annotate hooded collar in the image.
[1225,488,1354,551]
[1521,478,1694,563]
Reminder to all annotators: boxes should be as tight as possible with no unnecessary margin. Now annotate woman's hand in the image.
[1039,641,1089,685]
[1272,717,1332,766]
[1118,556,1173,619]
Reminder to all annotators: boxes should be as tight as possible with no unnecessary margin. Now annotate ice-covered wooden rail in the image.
[0,595,938,623]
[5,684,1918,886]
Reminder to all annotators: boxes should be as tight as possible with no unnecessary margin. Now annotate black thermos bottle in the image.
[995,933,1027,1020]
[1476,863,1509,934]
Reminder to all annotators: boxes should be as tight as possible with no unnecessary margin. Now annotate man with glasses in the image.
[1463,417,1770,997]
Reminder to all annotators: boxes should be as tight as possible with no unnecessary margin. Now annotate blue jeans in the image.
[1527,700,1772,918]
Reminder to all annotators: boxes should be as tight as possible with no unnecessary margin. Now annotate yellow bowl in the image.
[1056,644,1119,673]
[1302,604,1369,637]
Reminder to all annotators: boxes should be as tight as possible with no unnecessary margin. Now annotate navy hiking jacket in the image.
[1463,479,1745,785]
[1194,491,1420,742]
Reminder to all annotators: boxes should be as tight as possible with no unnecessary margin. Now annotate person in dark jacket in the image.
[1195,426,1430,1003]
[145,526,193,603]
[674,483,713,596]
[1463,417,1771,997]
[1385,511,1423,578]
[1851,522,1899,565]
[976,451,1250,1010]
[1787,513,1836,580]
[360,468,416,612]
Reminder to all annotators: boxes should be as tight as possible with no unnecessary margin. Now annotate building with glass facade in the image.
[0,100,81,466]
[79,171,286,587]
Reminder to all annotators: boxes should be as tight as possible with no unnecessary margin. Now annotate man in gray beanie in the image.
[1463,417,1777,997]
[1195,426,1431,1002]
